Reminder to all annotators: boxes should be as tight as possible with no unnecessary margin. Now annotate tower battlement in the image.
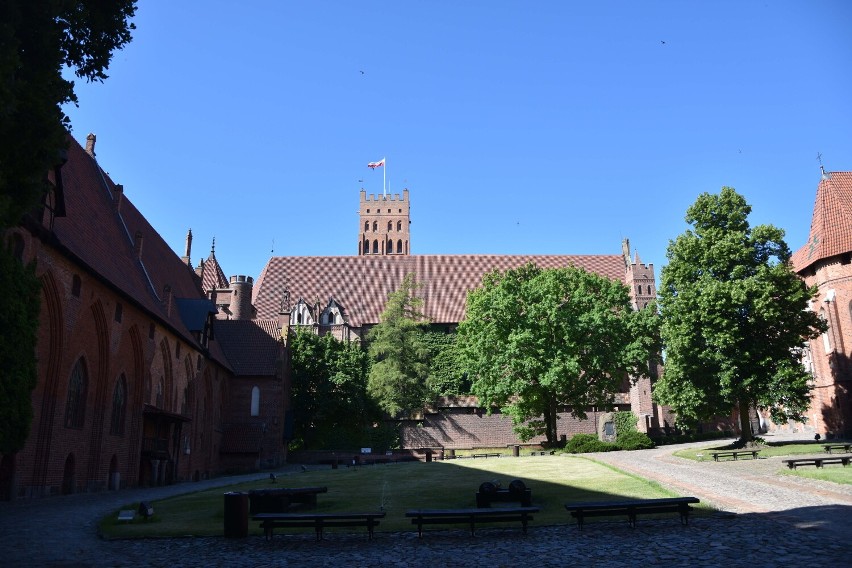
[360,189,409,203]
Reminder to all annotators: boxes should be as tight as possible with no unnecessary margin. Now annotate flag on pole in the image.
[367,158,385,169]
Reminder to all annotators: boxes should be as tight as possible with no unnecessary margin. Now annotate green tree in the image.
[0,0,137,227]
[0,244,41,454]
[422,330,470,396]
[653,187,825,443]
[288,329,376,450]
[457,263,658,445]
[367,273,431,417]
[0,0,135,455]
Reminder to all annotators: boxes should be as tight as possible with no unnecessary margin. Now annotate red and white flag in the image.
[367,158,385,169]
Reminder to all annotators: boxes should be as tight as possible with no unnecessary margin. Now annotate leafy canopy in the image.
[367,273,432,417]
[456,263,658,444]
[654,187,825,440]
[288,329,377,450]
[0,0,137,227]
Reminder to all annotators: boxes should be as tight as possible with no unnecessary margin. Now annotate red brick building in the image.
[785,170,852,438]
[0,134,289,500]
[252,190,663,447]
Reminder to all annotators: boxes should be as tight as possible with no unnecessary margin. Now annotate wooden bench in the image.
[248,486,328,514]
[405,506,539,537]
[783,456,851,469]
[471,453,502,458]
[253,511,385,541]
[564,497,700,530]
[709,449,760,461]
[823,444,852,454]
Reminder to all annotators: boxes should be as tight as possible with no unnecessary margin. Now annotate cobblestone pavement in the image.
[2,436,851,567]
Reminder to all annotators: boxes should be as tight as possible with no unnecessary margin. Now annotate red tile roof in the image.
[792,172,852,272]
[253,254,625,326]
[50,135,229,368]
[214,319,282,376]
[199,250,229,292]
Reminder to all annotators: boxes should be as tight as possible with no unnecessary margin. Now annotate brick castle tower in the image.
[358,189,410,255]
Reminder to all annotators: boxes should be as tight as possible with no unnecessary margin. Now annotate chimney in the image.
[114,184,124,212]
[85,133,96,157]
[134,230,144,260]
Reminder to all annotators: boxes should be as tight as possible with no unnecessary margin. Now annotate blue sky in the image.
[64,1,852,281]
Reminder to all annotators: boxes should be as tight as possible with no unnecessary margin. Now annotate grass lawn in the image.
[673,441,833,461]
[781,466,852,485]
[100,454,704,538]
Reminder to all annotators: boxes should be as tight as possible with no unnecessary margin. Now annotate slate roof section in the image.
[792,172,852,272]
[214,319,282,376]
[175,298,217,332]
[253,254,625,326]
[50,135,229,368]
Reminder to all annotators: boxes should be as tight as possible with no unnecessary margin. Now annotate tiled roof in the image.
[253,254,625,326]
[792,172,852,272]
[50,135,228,368]
[214,319,282,376]
[199,250,229,292]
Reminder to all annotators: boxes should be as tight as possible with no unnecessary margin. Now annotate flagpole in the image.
[383,157,387,197]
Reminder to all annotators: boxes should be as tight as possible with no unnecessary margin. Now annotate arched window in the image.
[397,240,403,253]
[373,240,379,254]
[65,358,88,429]
[110,375,127,436]
[387,221,392,231]
[372,221,377,232]
[364,221,369,232]
[250,386,260,417]
[397,220,402,231]
[363,239,369,254]
[156,380,164,408]
[71,275,81,297]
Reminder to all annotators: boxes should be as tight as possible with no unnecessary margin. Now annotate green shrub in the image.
[564,433,618,454]
[615,430,655,450]
[613,411,638,436]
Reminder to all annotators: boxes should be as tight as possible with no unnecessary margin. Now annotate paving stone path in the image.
[2,435,851,567]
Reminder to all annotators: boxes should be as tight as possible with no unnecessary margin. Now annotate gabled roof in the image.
[47,134,229,368]
[199,247,229,292]
[253,254,625,327]
[792,172,852,272]
[214,319,282,376]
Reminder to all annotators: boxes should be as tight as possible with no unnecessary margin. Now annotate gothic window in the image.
[250,386,260,417]
[397,220,402,231]
[364,221,369,232]
[156,380,164,408]
[72,275,81,297]
[65,358,88,429]
[373,240,379,254]
[397,240,403,253]
[388,221,392,231]
[372,221,377,232]
[114,302,123,323]
[110,375,127,436]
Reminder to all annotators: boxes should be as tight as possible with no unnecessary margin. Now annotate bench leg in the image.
[575,512,584,530]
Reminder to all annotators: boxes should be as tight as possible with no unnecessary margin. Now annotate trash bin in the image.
[512,445,520,457]
[425,450,432,463]
[223,491,248,538]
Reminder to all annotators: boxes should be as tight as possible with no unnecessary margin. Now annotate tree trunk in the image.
[544,396,558,446]
[737,400,753,444]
